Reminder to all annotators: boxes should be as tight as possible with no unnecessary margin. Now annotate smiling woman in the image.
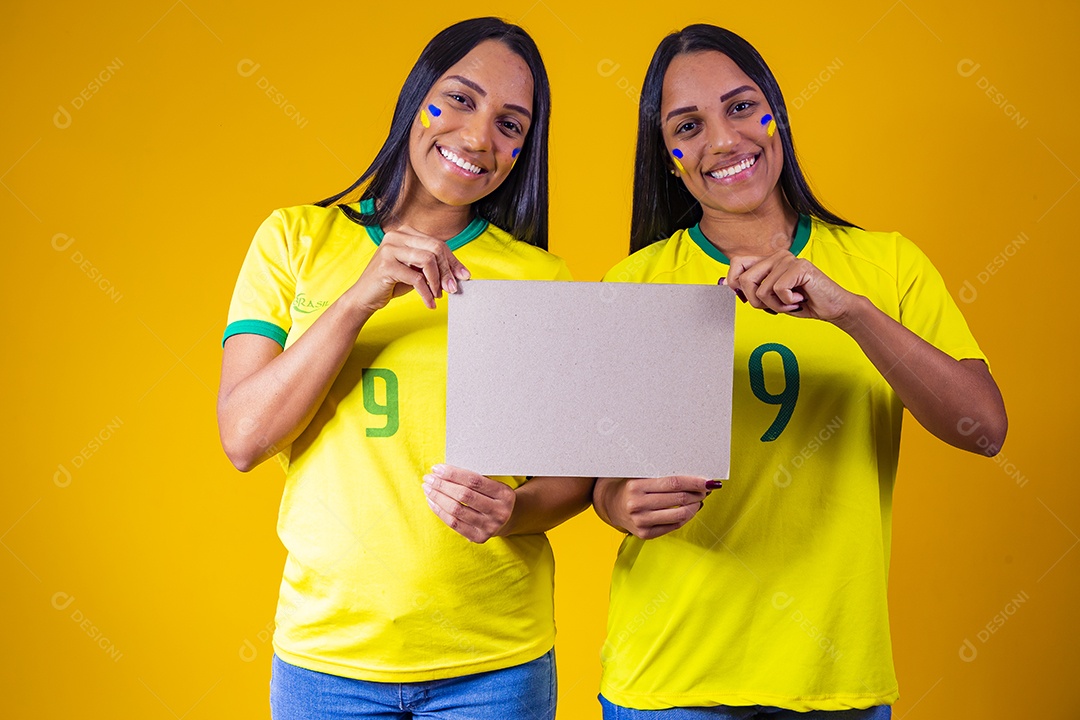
[593,23,1008,720]
[215,17,592,720]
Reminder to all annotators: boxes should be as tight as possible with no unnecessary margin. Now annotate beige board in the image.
[446,280,735,478]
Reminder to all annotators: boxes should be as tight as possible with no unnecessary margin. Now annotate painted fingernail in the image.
[448,277,458,294]
[705,480,723,490]
[735,289,747,303]
[764,308,778,315]
[718,277,726,285]
[456,266,471,280]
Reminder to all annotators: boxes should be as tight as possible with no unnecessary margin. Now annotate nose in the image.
[459,112,492,153]
[706,118,740,154]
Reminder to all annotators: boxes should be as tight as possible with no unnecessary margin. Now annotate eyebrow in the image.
[665,105,698,122]
[446,75,486,97]
[719,85,754,102]
[444,74,533,121]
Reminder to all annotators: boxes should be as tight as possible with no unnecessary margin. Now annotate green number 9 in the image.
[748,343,799,442]
[362,368,399,438]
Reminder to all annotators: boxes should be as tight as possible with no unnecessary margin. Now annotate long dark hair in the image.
[316,17,552,249]
[630,24,855,253]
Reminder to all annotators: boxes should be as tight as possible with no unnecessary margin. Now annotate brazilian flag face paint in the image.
[672,148,686,174]
[420,104,442,128]
[761,113,776,138]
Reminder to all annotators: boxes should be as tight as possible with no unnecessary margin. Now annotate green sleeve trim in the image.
[222,319,288,348]
[356,197,488,250]
[687,214,812,265]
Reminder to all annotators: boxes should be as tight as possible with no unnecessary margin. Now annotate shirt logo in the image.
[292,293,330,314]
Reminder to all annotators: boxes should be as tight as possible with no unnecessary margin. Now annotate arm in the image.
[217,229,470,471]
[834,297,1005,454]
[592,475,715,540]
[422,465,595,543]
[725,251,1008,455]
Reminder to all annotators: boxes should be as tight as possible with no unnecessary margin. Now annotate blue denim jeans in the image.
[271,650,556,720]
[600,695,891,719]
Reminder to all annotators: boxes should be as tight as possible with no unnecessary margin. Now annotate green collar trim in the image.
[688,214,812,265]
[357,198,488,251]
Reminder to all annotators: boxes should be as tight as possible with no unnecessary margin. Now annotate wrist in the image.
[337,292,378,330]
[830,293,872,334]
[494,488,520,538]
[593,478,628,533]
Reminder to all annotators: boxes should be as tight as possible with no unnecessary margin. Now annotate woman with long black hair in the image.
[593,24,1007,719]
[217,18,591,719]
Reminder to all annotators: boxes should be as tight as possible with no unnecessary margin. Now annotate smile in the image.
[708,154,757,180]
[438,145,485,175]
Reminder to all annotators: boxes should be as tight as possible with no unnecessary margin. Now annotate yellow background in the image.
[3,0,1076,717]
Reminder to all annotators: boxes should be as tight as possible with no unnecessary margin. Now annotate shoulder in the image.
[255,204,372,253]
[807,219,935,279]
[604,230,703,283]
[469,223,571,278]
[263,204,358,234]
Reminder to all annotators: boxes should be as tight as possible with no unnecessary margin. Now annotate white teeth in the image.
[439,146,483,175]
[708,155,757,179]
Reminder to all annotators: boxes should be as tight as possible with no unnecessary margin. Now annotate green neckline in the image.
[356,198,489,251]
[688,214,812,265]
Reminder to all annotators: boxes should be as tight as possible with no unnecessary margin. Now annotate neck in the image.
[697,192,800,258]
[383,169,473,241]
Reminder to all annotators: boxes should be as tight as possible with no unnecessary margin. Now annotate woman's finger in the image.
[387,262,435,309]
[396,246,444,301]
[424,492,486,543]
[423,473,500,515]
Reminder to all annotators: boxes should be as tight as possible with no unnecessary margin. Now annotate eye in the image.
[730,101,755,115]
[675,120,697,134]
[447,92,472,107]
[499,119,523,135]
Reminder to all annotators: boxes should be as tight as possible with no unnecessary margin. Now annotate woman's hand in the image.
[592,476,715,540]
[726,251,855,322]
[345,227,471,313]
[423,464,516,543]
[727,252,1007,454]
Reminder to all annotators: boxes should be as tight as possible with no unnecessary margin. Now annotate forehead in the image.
[661,51,758,107]
[439,40,535,107]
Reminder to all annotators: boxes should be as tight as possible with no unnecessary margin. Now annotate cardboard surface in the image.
[446,280,735,478]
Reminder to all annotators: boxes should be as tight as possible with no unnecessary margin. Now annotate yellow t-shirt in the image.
[223,202,572,682]
[599,216,987,711]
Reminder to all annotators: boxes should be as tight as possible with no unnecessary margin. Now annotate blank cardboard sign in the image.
[446,280,735,478]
